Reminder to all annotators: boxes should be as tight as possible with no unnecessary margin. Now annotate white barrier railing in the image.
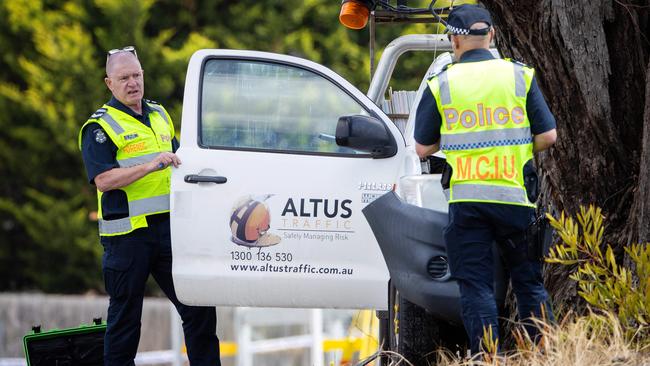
[236,308,337,366]
[3,304,354,366]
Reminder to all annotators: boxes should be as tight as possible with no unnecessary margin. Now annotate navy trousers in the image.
[100,214,221,366]
[444,202,553,354]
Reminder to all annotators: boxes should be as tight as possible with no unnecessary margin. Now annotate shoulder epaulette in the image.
[507,58,532,68]
[144,98,159,105]
[427,62,453,81]
[89,107,107,119]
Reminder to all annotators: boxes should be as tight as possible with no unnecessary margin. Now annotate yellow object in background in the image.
[219,342,238,358]
[324,310,380,365]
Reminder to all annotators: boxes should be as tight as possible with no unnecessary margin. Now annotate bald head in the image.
[104,52,144,113]
[106,52,141,77]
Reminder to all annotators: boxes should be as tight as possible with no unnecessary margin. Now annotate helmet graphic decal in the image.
[230,195,281,248]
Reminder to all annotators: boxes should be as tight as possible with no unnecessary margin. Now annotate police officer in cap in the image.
[79,47,221,365]
[414,5,557,354]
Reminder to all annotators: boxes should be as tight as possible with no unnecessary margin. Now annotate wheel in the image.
[387,285,467,365]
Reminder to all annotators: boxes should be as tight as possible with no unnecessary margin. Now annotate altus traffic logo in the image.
[229,195,281,249]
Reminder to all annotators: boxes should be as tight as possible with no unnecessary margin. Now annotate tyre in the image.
[387,285,467,366]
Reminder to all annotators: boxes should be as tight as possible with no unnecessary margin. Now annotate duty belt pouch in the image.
[440,162,452,190]
[23,318,105,365]
[523,160,539,203]
[526,212,553,261]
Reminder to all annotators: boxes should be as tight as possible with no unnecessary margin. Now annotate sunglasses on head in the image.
[106,46,138,63]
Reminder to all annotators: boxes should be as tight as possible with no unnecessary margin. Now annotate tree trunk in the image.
[635,59,650,244]
[481,0,649,310]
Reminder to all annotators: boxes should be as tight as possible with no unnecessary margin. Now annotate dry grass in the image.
[360,311,649,366]
[430,311,650,366]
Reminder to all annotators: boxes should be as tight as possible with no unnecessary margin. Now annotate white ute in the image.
[170,35,504,361]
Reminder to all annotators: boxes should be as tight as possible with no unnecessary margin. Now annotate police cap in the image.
[446,4,493,36]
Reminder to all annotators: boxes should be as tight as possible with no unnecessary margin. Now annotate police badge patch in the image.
[94,129,107,144]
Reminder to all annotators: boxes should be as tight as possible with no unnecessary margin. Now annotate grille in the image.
[427,256,449,280]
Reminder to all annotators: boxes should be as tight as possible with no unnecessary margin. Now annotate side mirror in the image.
[335,115,397,158]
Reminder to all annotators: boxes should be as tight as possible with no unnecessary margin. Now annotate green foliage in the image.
[546,205,650,344]
[0,0,218,292]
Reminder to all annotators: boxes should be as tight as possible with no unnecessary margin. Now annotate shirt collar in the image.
[107,96,152,118]
[459,48,495,63]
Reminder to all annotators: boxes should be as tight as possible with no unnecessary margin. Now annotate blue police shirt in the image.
[80,97,179,220]
[414,49,556,147]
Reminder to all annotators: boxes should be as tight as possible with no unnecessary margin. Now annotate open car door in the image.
[171,50,405,309]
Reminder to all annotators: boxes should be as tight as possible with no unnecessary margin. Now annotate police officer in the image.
[79,47,221,365]
[414,5,557,354]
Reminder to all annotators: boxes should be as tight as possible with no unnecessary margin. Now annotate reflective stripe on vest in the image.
[513,63,527,97]
[148,104,170,125]
[440,127,532,151]
[438,71,452,105]
[101,113,125,135]
[98,194,170,235]
[117,152,161,168]
[451,184,528,204]
[129,194,170,216]
[99,217,132,235]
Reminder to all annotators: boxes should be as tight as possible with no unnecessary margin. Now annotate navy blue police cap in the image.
[446,4,493,35]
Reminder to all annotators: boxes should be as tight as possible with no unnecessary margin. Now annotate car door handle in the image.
[184,174,227,184]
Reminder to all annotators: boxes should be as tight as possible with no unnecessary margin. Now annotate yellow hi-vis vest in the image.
[78,102,175,236]
[427,58,535,207]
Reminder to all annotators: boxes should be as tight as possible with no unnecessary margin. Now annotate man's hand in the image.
[95,152,182,192]
[148,152,182,171]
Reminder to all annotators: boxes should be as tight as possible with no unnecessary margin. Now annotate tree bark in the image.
[481,0,649,310]
[634,59,650,244]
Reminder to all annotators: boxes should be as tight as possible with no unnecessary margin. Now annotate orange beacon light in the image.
[339,0,372,29]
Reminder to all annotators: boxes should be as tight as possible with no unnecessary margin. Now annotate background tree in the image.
[0,0,106,292]
[0,0,214,292]
[481,0,649,310]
